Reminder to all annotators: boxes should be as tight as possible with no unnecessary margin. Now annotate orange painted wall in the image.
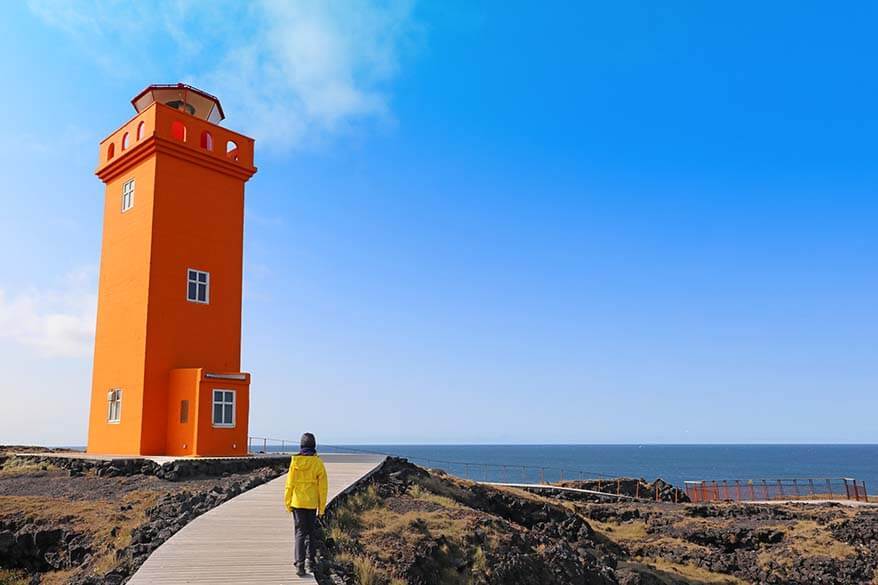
[195,375,250,457]
[139,118,247,454]
[86,156,156,454]
[165,368,199,456]
[87,102,256,456]
[165,369,249,456]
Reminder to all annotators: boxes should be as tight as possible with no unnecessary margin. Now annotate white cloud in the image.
[27,0,418,150]
[0,269,96,358]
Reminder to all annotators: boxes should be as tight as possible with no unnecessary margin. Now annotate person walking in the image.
[283,432,328,577]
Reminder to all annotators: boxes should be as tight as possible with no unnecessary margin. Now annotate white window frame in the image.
[187,268,210,304]
[212,389,236,428]
[107,389,122,423]
[121,179,135,213]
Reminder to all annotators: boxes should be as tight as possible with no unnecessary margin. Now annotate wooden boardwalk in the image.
[128,453,386,584]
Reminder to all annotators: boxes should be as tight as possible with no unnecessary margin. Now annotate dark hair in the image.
[300,432,316,450]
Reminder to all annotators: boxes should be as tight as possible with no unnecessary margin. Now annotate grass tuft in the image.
[626,559,750,584]
[353,555,382,585]
[0,569,29,585]
[331,484,382,533]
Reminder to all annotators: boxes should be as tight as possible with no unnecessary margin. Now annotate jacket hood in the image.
[292,454,322,471]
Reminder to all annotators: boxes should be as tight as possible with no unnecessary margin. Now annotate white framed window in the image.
[107,389,122,423]
[187,269,209,303]
[121,179,135,212]
[212,390,235,427]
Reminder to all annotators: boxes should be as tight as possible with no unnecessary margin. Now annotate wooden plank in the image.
[128,453,385,584]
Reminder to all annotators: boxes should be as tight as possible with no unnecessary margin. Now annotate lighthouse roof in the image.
[132,83,225,124]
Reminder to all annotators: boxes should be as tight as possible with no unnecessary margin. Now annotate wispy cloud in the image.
[27,0,419,150]
[0,269,97,357]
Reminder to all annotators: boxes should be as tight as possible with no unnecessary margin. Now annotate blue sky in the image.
[0,1,876,445]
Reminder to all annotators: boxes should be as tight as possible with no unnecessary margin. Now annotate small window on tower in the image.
[121,179,135,212]
[107,143,115,161]
[187,268,210,304]
[107,389,122,423]
[226,140,239,161]
[171,120,187,142]
[122,132,130,150]
[136,121,145,141]
[180,400,189,424]
[200,130,213,150]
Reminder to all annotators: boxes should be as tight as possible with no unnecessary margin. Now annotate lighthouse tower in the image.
[87,84,257,456]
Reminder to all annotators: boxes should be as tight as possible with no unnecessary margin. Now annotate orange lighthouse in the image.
[87,84,257,457]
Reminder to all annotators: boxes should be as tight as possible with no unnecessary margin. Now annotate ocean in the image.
[319,444,878,490]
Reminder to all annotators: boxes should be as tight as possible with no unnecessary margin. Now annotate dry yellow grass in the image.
[360,506,472,549]
[0,462,56,477]
[0,492,158,583]
[407,484,463,509]
[335,552,406,585]
[628,558,750,584]
[34,569,78,585]
[785,520,856,559]
[589,518,648,541]
[0,495,112,519]
[0,569,28,585]
[352,554,383,585]
[650,536,713,555]
[330,480,492,585]
[756,519,856,572]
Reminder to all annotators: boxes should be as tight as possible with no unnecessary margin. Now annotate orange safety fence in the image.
[685,478,869,503]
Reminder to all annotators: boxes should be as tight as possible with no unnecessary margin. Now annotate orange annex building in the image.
[87,84,257,457]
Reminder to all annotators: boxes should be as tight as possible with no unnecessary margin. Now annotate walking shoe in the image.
[295,562,307,577]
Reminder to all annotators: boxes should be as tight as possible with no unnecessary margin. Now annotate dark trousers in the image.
[292,507,318,567]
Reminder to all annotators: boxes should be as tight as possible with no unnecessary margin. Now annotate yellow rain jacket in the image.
[284,454,328,515]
